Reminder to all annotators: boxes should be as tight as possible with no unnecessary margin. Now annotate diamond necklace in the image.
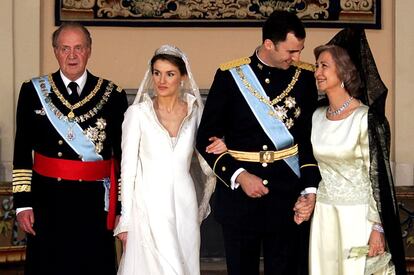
[327,96,354,116]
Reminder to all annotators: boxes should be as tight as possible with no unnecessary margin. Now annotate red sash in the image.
[33,152,118,230]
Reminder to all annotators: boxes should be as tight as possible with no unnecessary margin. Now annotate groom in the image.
[196,10,320,275]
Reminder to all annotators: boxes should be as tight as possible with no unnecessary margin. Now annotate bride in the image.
[114,45,226,275]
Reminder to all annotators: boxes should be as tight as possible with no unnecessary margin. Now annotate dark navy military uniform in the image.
[13,71,128,275]
[196,53,320,275]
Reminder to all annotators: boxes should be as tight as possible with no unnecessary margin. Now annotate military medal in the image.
[68,111,75,120]
[67,123,76,141]
[67,130,75,140]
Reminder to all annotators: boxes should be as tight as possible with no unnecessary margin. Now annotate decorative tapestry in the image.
[56,0,381,29]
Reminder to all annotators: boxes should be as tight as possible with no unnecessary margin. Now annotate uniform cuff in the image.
[231,168,245,189]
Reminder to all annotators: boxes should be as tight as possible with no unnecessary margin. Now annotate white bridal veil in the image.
[133,44,216,222]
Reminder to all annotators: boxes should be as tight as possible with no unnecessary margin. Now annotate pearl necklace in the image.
[327,96,354,116]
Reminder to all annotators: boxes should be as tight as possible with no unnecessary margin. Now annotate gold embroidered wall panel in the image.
[55,0,381,28]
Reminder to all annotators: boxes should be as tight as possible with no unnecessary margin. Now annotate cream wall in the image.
[0,0,40,182]
[1,1,412,185]
[0,0,14,182]
[395,0,414,186]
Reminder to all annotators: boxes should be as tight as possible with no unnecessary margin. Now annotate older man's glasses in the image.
[57,45,88,55]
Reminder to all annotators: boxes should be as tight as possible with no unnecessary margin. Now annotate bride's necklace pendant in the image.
[327,96,354,116]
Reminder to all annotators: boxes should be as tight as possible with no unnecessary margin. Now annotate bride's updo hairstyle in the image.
[150,53,188,76]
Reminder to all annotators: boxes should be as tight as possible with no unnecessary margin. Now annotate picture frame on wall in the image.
[55,0,381,29]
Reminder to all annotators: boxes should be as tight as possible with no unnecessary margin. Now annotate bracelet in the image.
[372,223,384,233]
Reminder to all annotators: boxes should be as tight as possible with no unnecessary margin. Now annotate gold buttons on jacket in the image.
[57,152,63,157]
[58,140,63,145]
[262,163,268,168]
[57,177,62,182]
[79,179,83,182]
[222,166,226,172]
[263,180,268,185]
[265,78,270,84]
[262,145,268,150]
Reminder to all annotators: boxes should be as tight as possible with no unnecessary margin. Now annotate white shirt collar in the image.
[255,46,273,67]
[60,70,87,95]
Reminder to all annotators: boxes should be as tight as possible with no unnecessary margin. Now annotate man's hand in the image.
[17,209,36,235]
[293,193,316,224]
[236,170,269,198]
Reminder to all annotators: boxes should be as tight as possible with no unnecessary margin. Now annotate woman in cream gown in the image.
[114,45,226,275]
[309,44,397,275]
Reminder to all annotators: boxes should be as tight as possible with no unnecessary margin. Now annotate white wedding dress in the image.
[115,93,206,275]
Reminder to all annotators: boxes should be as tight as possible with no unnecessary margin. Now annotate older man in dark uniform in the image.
[13,22,128,275]
[196,11,320,275]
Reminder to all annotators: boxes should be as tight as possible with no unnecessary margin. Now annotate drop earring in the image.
[340,81,344,89]
[180,80,184,87]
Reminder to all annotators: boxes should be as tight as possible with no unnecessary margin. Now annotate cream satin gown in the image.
[115,93,202,275]
[309,104,394,275]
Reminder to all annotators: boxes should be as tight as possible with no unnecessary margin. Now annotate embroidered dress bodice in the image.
[311,105,373,206]
[310,104,391,275]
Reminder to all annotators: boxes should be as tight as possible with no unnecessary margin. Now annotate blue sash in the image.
[229,65,300,177]
[32,76,103,161]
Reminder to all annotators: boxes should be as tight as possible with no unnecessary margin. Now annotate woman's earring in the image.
[340,81,344,89]
[180,80,184,87]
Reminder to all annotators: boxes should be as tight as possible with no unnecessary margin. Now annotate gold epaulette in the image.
[116,85,123,93]
[292,61,315,72]
[220,57,251,71]
[24,79,31,83]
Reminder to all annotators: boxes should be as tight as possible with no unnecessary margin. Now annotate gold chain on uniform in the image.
[48,74,103,120]
[235,67,301,106]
